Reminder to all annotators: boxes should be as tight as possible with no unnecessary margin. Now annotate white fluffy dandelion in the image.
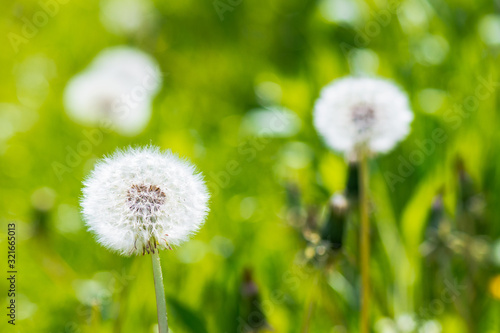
[313,76,413,158]
[314,77,413,331]
[64,47,162,136]
[81,146,209,256]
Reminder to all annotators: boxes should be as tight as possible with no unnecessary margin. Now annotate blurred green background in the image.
[1,0,500,332]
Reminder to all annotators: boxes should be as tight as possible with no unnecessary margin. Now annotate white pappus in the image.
[313,76,414,158]
[81,146,210,256]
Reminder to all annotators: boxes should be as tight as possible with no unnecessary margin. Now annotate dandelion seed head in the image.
[81,146,209,256]
[313,76,413,158]
[63,47,162,136]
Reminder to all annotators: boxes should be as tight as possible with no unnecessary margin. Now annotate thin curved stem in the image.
[152,252,169,333]
[359,152,370,333]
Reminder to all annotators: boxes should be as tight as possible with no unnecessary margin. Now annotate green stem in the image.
[152,252,168,333]
[359,152,370,333]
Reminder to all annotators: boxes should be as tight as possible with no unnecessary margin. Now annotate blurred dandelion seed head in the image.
[313,76,413,158]
[478,15,500,47]
[100,0,155,35]
[64,47,162,136]
[81,146,210,256]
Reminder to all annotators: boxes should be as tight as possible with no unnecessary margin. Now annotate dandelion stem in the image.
[359,151,370,333]
[151,252,168,333]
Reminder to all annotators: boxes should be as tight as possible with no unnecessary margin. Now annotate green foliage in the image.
[1,0,500,332]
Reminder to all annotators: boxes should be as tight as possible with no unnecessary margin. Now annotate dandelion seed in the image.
[81,146,209,256]
[313,76,413,159]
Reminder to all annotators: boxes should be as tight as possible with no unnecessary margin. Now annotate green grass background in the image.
[1,0,500,332]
